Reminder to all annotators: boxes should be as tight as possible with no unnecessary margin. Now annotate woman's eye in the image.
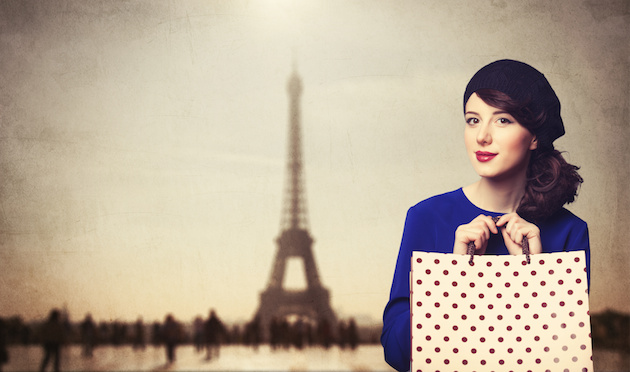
[466,117,479,125]
[497,118,513,124]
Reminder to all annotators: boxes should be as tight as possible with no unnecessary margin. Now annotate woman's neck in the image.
[463,177,526,214]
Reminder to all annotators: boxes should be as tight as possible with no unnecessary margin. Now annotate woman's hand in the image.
[495,213,542,256]
[453,215,499,255]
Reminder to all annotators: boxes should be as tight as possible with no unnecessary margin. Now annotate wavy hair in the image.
[474,89,583,222]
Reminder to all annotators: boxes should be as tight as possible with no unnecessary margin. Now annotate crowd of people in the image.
[270,316,358,350]
[0,308,364,371]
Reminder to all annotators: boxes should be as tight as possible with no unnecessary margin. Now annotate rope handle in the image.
[467,216,530,265]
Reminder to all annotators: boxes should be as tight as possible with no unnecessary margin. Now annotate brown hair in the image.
[474,89,583,222]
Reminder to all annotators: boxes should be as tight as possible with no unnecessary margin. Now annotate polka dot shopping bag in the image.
[411,251,592,372]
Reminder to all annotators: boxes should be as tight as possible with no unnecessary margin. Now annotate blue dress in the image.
[380,188,590,372]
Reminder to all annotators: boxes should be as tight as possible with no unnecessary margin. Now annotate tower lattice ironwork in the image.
[252,68,336,335]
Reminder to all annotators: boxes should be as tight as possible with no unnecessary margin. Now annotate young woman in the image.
[380,59,590,372]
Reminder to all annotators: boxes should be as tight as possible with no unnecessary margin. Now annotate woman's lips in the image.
[475,151,497,162]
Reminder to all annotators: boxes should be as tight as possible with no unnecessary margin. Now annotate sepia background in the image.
[0,0,628,338]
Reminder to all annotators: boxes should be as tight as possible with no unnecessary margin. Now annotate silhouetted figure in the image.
[192,316,204,352]
[162,314,178,364]
[317,317,333,349]
[337,320,347,349]
[111,321,126,346]
[97,322,110,345]
[133,318,145,350]
[305,322,315,346]
[244,316,261,350]
[79,314,96,357]
[292,318,305,349]
[250,317,261,349]
[269,316,292,349]
[39,309,65,372]
[204,310,224,360]
[150,322,161,346]
[346,318,359,350]
[0,318,8,372]
[269,317,280,349]
[279,318,290,348]
[229,324,240,344]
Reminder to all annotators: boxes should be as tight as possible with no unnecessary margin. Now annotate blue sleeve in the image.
[567,219,591,290]
[583,226,591,290]
[545,210,590,289]
[381,206,434,372]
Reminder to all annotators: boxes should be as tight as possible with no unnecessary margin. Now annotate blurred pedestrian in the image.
[245,316,261,350]
[39,309,65,372]
[133,317,145,350]
[79,314,95,357]
[346,318,359,350]
[150,322,161,346]
[0,318,8,372]
[204,309,224,360]
[192,316,204,352]
[337,320,347,349]
[317,317,332,349]
[162,314,178,364]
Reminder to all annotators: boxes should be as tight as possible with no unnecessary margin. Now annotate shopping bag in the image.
[411,250,592,372]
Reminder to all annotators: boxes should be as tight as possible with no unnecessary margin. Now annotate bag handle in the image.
[467,216,531,265]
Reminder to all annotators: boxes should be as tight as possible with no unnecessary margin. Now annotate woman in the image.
[380,59,590,372]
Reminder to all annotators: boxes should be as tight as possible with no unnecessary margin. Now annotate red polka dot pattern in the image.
[411,251,592,371]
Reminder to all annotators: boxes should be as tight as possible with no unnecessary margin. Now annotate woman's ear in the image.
[529,136,538,150]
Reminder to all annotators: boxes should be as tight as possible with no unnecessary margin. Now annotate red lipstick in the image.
[475,151,497,162]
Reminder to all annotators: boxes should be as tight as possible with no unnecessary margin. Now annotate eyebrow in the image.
[465,110,511,116]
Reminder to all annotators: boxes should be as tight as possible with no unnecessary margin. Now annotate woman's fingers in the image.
[453,215,499,255]
[455,213,545,257]
[496,213,542,255]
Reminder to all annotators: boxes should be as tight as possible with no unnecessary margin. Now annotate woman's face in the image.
[464,93,537,182]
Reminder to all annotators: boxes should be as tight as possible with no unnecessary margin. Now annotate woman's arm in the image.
[381,206,431,372]
[568,219,590,289]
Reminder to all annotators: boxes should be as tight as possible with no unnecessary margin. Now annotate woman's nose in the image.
[476,123,492,145]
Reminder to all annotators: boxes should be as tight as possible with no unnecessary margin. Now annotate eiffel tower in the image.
[253,67,336,335]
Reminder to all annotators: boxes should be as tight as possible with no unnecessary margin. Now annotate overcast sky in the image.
[0,0,628,325]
